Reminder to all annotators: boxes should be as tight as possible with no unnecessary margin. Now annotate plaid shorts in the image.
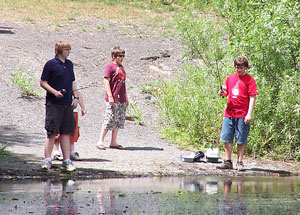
[102,102,126,130]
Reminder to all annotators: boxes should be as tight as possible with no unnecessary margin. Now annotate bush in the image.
[157,0,300,159]
[11,69,41,97]
[157,64,226,149]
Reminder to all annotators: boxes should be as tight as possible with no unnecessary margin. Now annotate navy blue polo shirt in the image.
[41,56,75,105]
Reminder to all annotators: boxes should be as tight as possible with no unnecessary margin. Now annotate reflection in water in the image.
[1,176,300,214]
[219,179,247,215]
[43,179,78,215]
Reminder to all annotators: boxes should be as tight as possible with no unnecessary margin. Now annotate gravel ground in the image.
[0,19,300,179]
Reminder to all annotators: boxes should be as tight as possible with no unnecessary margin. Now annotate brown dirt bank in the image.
[0,20,300,180]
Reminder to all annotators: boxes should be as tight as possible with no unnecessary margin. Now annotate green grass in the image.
[127,101,143,126]
[0,0,178,36]
[11,69,41,97]
[0,143,8,161]
[141,81,160,95]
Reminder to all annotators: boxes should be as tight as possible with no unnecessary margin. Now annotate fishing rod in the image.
[213,49,226,98]
[214,49,222,91]
[60,82,98,95]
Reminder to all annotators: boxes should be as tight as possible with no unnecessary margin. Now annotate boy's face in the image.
[114,53,125,66]
[235,65,246,76]
[62,48,71,59]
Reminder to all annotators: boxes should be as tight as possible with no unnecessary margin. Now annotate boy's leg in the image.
[235,118,249,170]
[60,135,76,171]
[224,143,233,161]
[217,117,234,169]
[110,128,119,147]
[235,118,250,162]
[70,142,75,152]
[44,135,56,158]
[96,129,108,150]
[53,141,63,161]
[109,103,126,149]
[42,135,56,170]
[237,144,245,162]
[58,105,76,171]
[109,128,125,149]
[97,102,114,149]
[60,134,71,160]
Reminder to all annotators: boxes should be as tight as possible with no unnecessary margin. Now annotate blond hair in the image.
[55,40,71,55]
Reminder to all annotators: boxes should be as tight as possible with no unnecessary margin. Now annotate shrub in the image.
[157,0,300,159]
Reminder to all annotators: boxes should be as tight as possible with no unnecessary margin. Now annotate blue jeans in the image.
[220,117,250,144]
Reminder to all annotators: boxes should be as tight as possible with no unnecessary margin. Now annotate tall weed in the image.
[158,0,300,159]
[157,64,226,149]
[217,0,300,159]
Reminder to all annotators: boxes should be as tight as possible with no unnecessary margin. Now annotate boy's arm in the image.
[244,95,256,124]
[72,81,79,109]
[104,77,114,106]
[40,80,63,98]
[78,92,86,116]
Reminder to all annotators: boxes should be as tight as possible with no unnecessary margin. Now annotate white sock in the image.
[63,159,71,163]
[70,150,75,155]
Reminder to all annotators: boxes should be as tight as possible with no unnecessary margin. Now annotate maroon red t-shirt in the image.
[104,62,127,103]
[224,73,258,118]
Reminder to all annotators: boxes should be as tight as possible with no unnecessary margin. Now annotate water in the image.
[1,176,300,215]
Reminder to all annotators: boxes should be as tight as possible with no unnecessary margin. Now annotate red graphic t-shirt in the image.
[224,73,258,118]
[104,62,126,103]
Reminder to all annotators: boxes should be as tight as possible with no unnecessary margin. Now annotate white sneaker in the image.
[70,152,82,161]
[41,160,52,170]
[236,161,245,171]
[53,152,63,161]
[61,160,76,172]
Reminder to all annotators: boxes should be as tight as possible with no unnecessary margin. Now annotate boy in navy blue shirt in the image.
[40,40,79,172]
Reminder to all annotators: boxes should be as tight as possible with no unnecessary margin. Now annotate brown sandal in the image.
[109,144,126,150]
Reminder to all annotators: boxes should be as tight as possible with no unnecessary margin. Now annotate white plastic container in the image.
[180,152,196,163]
[206,148,219,163]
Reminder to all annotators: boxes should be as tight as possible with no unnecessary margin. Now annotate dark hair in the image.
[234,56,249,69]
[111,46,125,59]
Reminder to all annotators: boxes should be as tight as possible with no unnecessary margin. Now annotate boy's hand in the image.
[81,108,86,116]
[109,96,114,106]
[55,90,64,98]
[244,114,252,124]
[219,85,228,97]
[219,89,228,97]
[72,99,79,109]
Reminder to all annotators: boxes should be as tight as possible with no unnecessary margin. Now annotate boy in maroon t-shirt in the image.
[217,56,258,170]
[96,46,128,150]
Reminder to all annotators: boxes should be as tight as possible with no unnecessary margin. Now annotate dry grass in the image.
[0,0,172,30]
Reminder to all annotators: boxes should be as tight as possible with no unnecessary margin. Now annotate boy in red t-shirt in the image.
[217,56,258,170]
[96,46,128,150]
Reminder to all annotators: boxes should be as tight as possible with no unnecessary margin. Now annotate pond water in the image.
[1,176,300,215]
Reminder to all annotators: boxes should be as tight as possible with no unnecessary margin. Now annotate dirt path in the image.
[1,20,300,179]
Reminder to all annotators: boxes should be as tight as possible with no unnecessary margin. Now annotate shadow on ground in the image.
[125,147,164,151]
[246,168,292,176]
[0,125,43,147]
[0,165,124,180]
[81,158,111,162]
